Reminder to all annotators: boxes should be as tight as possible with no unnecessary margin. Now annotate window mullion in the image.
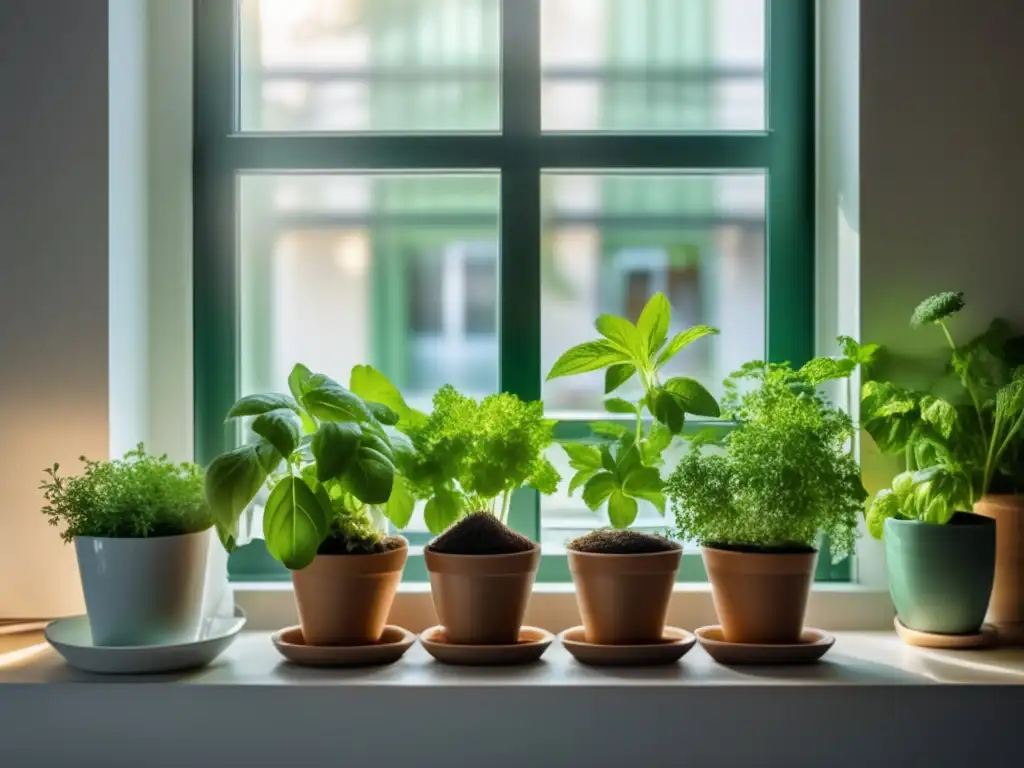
[500,0,542,540]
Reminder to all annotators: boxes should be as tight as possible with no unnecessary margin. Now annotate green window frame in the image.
[194,0,846,583]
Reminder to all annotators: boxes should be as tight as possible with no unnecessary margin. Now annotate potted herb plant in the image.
[353,367,560,645]
[668,345,867,644]
[863,292,1023,638]
[204,364,410,646]
[546,293,718,644]
[40,445,213,646]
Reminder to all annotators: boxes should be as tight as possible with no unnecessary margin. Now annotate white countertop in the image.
[3,629,1024,686]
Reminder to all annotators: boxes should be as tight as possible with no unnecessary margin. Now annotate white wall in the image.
[0,0,109,618]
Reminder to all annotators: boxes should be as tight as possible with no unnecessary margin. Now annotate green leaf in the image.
[623,466,664,496]
[205,444,268,535]
[605,363,636,394]
[595,314,642,357]
[561,442,603,471]
[287,363,315,404]
[614,444,643,482]
[546,341,632,380]
[600,445,616,473]
[342,446,395,505]
[226,393,299,419]
[262,476,329,570]
[656,325,719,368]
[688,426,731,450]
[663,377,721,418]
[919,396,958,440]
[651,388,686,433]
[604,397,638,416]
[582,471,616,510]
[384,476,415,529]
[799,357,856,386]
[310,422,361,482]
[366,402,399,426]
[865,488,901,540]
[302,383,374,423]
[358,426,395,464]
[349,364,425,426]
[590,421,631,439]
[424,490,462,534]
[568,469,598,497]
[838,335,880,365]
[607,489,639,529]
[637,292,671,357]
[631,488,667,516]
[251,408,302,459]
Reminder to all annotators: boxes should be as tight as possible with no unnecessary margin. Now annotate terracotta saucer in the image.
[695,625,835,665]
[419,625,553,666]
[272,625,415,667]
[893,617,998,649]
[559,625,696,667]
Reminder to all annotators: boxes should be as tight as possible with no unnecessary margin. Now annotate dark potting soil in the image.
[317,534,407,556]
[427,512,535,555]
[567,529,681,555]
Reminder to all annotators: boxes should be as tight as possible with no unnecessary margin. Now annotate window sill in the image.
[234,581,898,633]
[2,630,1022,767]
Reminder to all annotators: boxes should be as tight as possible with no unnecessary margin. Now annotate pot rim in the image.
[701,543,818,557]
[567,546,682,575]
[884,514,994,530]
[73,526,213,543]
[424,544,540,574]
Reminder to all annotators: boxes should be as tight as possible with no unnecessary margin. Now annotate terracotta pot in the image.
[702,546,816,644]
[424,545,540,645]
[567,548,682,644]
[291,541,408,646]
[975,495,1024,643]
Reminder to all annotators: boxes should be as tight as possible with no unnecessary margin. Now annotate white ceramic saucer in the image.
[44,607,246,674]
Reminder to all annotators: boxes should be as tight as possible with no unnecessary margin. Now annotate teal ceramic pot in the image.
[885,513,996,635]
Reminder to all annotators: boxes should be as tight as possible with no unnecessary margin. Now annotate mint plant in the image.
[204,364,406,569]
[351,367,560,534]
[546,293,721,528]
[864,292,1024,538]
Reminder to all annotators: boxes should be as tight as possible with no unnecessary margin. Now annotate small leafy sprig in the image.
[668,346,867,562]
[546,292,721,528]
[205,364,406,569]
[41,445,211,542]
[351,369,560,534]
[863,292,1024,538]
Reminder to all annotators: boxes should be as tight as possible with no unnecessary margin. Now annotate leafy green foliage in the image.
[40,445,211,542]
[863,294,1024,538]
[394,383,560,533]
[910,291,965,327]
[668,354,866,562]
[547,294,720,530]
[205,363,405,569]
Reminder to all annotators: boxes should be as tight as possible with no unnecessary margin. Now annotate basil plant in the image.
[204,364,413,569]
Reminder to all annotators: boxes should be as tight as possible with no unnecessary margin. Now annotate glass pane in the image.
[239,173,500,412]
[239,0,501,132]
[541,0,765,132]
[541,172,766,417]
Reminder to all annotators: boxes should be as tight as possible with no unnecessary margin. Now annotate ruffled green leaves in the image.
[910,291,964,327]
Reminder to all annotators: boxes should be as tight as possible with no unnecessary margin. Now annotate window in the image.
[194,0,845,582]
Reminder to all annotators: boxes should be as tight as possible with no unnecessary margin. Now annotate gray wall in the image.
[0,0,109,617]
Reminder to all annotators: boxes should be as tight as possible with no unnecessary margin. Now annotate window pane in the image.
[541,172,766,416]
[541,0,765,132]
[239,0,500,132]
[239,173,500,412]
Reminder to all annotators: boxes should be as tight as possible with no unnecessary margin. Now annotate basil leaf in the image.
[226,393,299,419]
[568,469,598,497]
[424,489,462,534]
[251,408,302,459]
[604,397,638,416]
[663,377,721,418]
[595,315,642,358]
[311,422,362,482]
[287,363,315,404]
[263,476,329,570]
[342,446,395,505]
[582,471,616,510]
[561,442,603,472]
[637,292,671,357]
[607,489,639,529]
[384,476,415,529]
[656,325,719,369]
[205,444,268,536]
[605,363,636,394]
[652,388,686,433]
[303,382,374,423]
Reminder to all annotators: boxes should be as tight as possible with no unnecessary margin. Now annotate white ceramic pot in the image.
[74,529,210,646]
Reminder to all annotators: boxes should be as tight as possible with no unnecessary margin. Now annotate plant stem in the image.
[939,319,989,448]
[500,489,512,524]
[985,408,1024,495]
[905,442,915,472]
